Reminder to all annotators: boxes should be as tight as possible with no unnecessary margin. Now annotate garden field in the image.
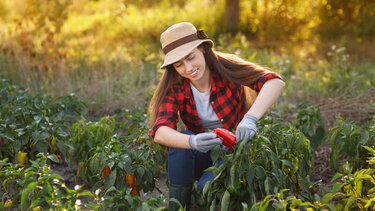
[1,0,375,210]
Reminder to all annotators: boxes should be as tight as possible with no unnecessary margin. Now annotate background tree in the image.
[225,0,240,32]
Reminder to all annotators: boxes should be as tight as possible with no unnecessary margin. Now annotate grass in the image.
[0,0,374,121]
[1,35,374,123]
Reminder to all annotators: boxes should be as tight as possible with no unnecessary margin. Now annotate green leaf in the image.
[21,182,37,210]
[255,166,266,180]
[33,115,42,123]
[32,131,40,141]
[236,137,246,155]
[230,165,235,186]
[0,133,15,142]
[203,181,212,198]
[281,160,296,172]
[47,154,59,163]
[104,186,118,196]
[368,187,375,194]
[321,193,334,204]
[364,197,375,209]
[246,166,255,189]
[344,196,356,210]
[364,146,375,156]
[332,183,345,194]
[264,177,271,195]
[2,178,9,193]
[220,190,230,211]
[331,173,343,182]
[15,128,25,136]
[57,128,69,138]
[273,201,283,209]
[36,141,49,154]
[104,169,117,189]
[210,145,222,162]
[205,166,217,172]
[137,167,145,179]
[78,191,96,199]
[360,131,369,145]
[209,198,218,211]
[28,198,43,209]
[259,198,271,211]
[40,132,49,140]
[57,140,67,157]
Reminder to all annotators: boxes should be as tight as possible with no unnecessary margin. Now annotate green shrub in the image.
[203,113,313,210]
[329,118,375,171]
[292,104,325,151]
[0,153,98,210]
[0,78,84,162]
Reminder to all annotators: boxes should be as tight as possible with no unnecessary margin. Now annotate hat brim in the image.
[160,39,213,69]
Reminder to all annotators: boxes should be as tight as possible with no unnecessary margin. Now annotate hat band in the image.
[162,30,208,54]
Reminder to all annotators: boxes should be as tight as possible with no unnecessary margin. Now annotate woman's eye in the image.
[174,63,181,68]
[188,56,195,60]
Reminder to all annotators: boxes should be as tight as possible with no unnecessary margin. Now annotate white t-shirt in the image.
[190,83,223,131]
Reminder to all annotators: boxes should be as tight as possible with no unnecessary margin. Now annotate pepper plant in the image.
[0,78,84,163]
[72,109,166,195]
[292,104,325,150]
[247,189,334,211]
[100,186,170,210]
[0,153,98,210]
[321,146,375,210]
[68,116,116,163]
[329,118,375,171]
[203,113,313,210]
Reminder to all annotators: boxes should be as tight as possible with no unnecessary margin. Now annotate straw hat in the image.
[160,22,214,69]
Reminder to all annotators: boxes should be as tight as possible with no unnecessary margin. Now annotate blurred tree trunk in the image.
[225,0,239,32]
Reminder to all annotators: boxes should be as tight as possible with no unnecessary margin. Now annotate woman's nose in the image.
[184,61,193,72]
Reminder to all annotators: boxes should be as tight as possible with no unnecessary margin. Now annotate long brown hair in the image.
[147,42,270,129]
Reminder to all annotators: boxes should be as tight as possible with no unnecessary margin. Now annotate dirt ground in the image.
[309,146,337,194]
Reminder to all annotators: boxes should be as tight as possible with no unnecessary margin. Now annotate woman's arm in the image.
[247,78,285,119]
[154,126,191,148]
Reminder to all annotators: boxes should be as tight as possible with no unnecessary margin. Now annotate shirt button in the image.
[211,101,214,104]
[220,119,224,122]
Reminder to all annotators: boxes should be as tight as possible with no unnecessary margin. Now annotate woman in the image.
[147,22,285,210]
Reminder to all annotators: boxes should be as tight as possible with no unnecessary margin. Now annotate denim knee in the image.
[168,130,212,185]
[198,159,224,194]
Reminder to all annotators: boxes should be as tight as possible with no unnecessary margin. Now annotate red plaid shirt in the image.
[151,71,282,137]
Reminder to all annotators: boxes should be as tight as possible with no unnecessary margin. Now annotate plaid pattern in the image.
[151,71,282,137]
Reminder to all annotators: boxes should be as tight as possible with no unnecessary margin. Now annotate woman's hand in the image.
[189,132,222,153]
[236,114,258,143]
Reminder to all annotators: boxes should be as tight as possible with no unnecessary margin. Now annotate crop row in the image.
[1,78,375,210]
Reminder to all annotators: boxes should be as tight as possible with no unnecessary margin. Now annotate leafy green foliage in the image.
[329,118,375,171]
[68,116,116,163]
[0,78,84,162]
[292,104,325,150]
[0,153,170,210]
[322,146,375,210]
[70,109,166,194]
[0,153,98,210]
[203,113,313,210]
[248,189,334,211]
[100,186,169,211]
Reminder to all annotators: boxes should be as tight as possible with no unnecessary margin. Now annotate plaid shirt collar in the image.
[182,70,224,95]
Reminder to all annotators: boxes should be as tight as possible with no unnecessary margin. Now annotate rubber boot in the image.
[169,183,192,211]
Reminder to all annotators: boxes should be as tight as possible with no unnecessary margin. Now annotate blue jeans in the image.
[168,130,222,193]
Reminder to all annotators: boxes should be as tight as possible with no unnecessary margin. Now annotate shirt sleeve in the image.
[249,72,283,92]
[151,89,179,138]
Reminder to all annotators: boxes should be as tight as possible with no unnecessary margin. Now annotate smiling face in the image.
[172,47,210,87]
